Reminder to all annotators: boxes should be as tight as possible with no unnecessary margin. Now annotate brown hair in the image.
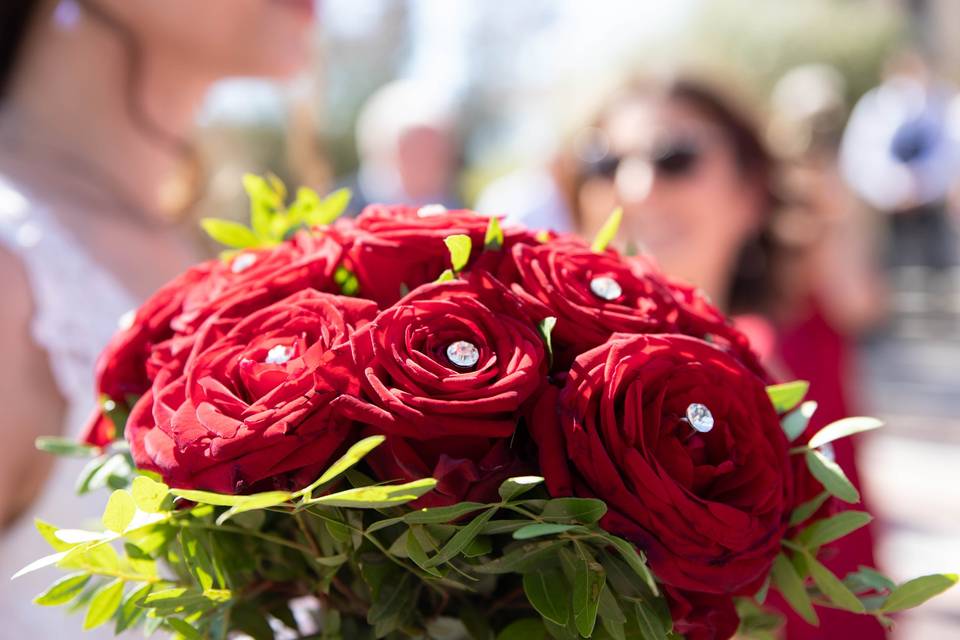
[571,76,783,314]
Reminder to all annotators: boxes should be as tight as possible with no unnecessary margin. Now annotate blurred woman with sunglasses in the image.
[0,0,315,634]
[569,74,887,639]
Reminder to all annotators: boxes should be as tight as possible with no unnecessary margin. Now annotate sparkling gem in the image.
[417,204,448,217]
[231,253,258,274]
[685,403,715,433]
[446,340,479,369]
[265,344,294,365]
[589,276,623,301]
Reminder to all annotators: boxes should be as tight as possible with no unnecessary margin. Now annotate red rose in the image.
[666,588,740,640]
[339,273,547,503]
[504,242,679,365]
[531,333,791,595]
[83,231,344,445]
[343,204,534,306]
[126,288,376,493]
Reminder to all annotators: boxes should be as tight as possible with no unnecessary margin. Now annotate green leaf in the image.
[403,501,487,525]
[771,553,818,625]
[404,529,442,577]
[35,518,75,552]
[789,491,830,527]
[474,540,565,575]
[102,489,137,533]
[496,618,546,640]
[295,435,385,499]
[523,567,571,626]
[766,381,810,413]
[115,583,152,634]
[312,188,352,226]
[806,553,865,612]
[605,536,658,594]
[167,617,203,640]
[484,216,504,250]
[171,488,284,507]
[243,173,282,239]
[797,511,872,549]
[538,317,557,362]
[572,556,605,637]
[131,476,169,513]
[591,207,622,252]
[33,572,91,606]
[200,218,260,249]
[425,507,497,567]
[628,597,671,640]
[307,478,437,508]
[436,268,456,283]
[880,574,958,613]
[541,497,607,524]
[83,578,125,630]
[805,450,860,503]
[444,234,473,272]
[807,417,883,449]
[498,475,545,501]
[35,436,97,458]
[844,566,896,594]
[513,523,577,540]
[215,491,293,525]
[781,401,818,442]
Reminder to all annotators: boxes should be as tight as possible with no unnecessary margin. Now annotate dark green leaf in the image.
[880,574,958,613]
[474,540,565,575]
[541,497,607,523]
[405,527,442,577]
[463,535,493,557]
[513,523,577,540]
[808,417,883,449]
[844,566,896,594]
[403,501,487,524]
[498,475,545,501]
[605,536,658,594]
[805,450,860,503]
[771,553,817,625]
[425,507,497,567]
[766,381,809,413]
[523,567,571,625]
[496,618,546,640]
[33,572,90,606]
[82,578,125,630]
[167,618,202,640]
[797,511,872,549]
[573,554,605,637]
[115,583,152,634]
[806,553,865,612]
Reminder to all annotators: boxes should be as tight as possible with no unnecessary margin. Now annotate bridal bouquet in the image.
[18,176,954,639]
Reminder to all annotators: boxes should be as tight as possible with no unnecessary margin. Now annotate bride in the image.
[0,0,315,634]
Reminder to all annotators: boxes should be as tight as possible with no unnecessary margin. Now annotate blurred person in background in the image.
[0,0,314,634]
[568,74,887,639]
[840,50,960,286]
[343,78,463,214]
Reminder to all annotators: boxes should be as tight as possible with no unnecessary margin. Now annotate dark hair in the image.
[0,0,42,101]
[574,76,783,315]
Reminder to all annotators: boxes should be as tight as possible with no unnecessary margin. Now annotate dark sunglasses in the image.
[580,140,703,180]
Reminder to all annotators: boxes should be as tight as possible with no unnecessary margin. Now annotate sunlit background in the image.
[145,1,960,637]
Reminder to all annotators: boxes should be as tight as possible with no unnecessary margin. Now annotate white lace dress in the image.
[0,174,136,637]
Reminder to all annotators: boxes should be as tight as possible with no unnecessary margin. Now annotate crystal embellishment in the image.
[685,403,715,433]
[589,276,623,301]
[265,344,294,365]
[231,253,258,274]
[446,340,480,369]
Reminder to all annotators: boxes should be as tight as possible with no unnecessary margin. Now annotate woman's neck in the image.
[0,4,213,219]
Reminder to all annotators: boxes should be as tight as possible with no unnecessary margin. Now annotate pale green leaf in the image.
[771,553,818,625]
[33,572,90,606]
[444,234,472,272]
[782,401,818,442]
[797,511,872,549]
[538,317,557,362]
[200,218,260,249]
[102,490,136,533]
[83,578,125,630]
[805,450,860,503]
[807,553,865,612]
[591,207,622,252]
[789,491,830,527]
[306,478,437,509]
[115,583,152,634]
[436,268,456,283]
[131,476,169,513]
[766,381,810,413]
[35,436,98,458]
[498,475,545,501]
[215,491,292,525]
[295,435,385,499]
[484,216,504,250]
[808,417,884,449]
[880,574,958,613]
